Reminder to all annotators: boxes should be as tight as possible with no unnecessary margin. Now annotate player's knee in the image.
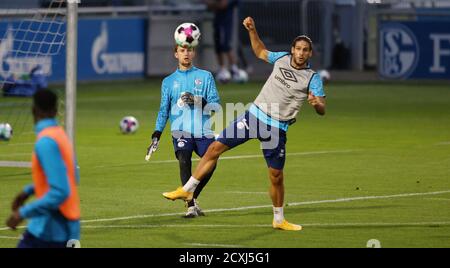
[269,169,284,186]
[206,142,226,159]
[177,151,192,166]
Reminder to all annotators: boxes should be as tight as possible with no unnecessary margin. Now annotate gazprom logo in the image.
[379,23,419,79]
[91,22,144,75]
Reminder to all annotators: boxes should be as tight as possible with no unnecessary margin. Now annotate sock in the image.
[187,198,195,208]
[182,176,200,193]
[231,64,239,74]
[273,207,284,224]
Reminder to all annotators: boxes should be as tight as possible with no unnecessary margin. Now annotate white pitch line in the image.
[2,190,449,231]
[3,221,450,236]
[0,226,25,232]
[0,153,31,156]
[78,189,450,224]
[93,149,358,168]
[286,190,450,207]
[435,141,450,145]
[0,161,31,168]
[424,197,450,202]
[0,142,34,147]
[79,221,450,229]
[302,221,450,227]
[81,224,268,229]
[0,235,20,240]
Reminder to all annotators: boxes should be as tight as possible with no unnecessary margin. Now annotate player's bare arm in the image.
[308,92,326,115]
[243,17,269,62]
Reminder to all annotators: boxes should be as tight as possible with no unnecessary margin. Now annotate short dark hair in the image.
[173,44,195,53]
[33,89,57,114]
[291,35,313,51]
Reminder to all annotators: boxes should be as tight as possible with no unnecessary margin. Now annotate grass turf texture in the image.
[0,80,449,248]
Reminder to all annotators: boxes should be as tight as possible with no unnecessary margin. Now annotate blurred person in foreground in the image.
[6,89,80,248]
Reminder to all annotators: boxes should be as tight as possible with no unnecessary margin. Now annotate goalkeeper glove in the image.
[181,92,195,105]
[145,131,161,161]
[181,92,207,108]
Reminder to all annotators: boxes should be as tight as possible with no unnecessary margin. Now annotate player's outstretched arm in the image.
[243,17,269,62]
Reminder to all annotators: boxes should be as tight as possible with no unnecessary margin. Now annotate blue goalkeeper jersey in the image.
[155,66,220,137]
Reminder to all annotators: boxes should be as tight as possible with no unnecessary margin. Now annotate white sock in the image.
[231,64,239,73]
[273,207,284,224]
[182,176,200,192]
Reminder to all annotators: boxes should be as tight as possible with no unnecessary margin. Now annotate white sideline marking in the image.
[435,141,450,145]
[1,149,355,169]
[424,198,450,202]
[82,221,450,229]
[81,224,268,229]
[2,190,449,231]
[79,189,450,224]
[0,161,31,168]
[0,153,31,157]
[0,226,25,232]
[94,149,358,168]
[80,221,450,230]
[0,142,34,147]
[2,221,450,238]
[286,190,450,207]
[0,235,19,240]
[80,221,450,229]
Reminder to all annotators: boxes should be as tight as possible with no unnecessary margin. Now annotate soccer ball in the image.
[119,116,139,134]
[174,22,201,48]
[317,69,331,84]
[0,123,13,141]
[232,69,249,83]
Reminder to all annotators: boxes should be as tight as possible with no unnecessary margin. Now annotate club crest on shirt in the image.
[194,79,202,86]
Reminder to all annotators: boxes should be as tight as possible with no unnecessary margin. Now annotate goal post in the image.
[66,0,79,144]
[0,0,79,167]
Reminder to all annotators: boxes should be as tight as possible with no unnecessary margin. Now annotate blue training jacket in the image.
[155,66,221,137]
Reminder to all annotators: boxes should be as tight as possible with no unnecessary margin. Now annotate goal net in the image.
[0,0,77,167]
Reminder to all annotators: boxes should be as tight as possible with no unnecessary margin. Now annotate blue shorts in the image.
[172,131,215,157]
[217,111,287,170]
[17,231,67,248]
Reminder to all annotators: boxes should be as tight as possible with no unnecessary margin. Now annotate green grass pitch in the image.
[1,79,449,248]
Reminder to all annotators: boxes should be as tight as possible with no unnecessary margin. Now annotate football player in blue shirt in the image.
[147,44,221,218]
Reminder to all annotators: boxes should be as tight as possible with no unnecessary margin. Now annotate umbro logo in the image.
[279,68,298,83]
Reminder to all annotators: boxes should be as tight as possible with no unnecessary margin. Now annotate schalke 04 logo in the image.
[379,23,419,79]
